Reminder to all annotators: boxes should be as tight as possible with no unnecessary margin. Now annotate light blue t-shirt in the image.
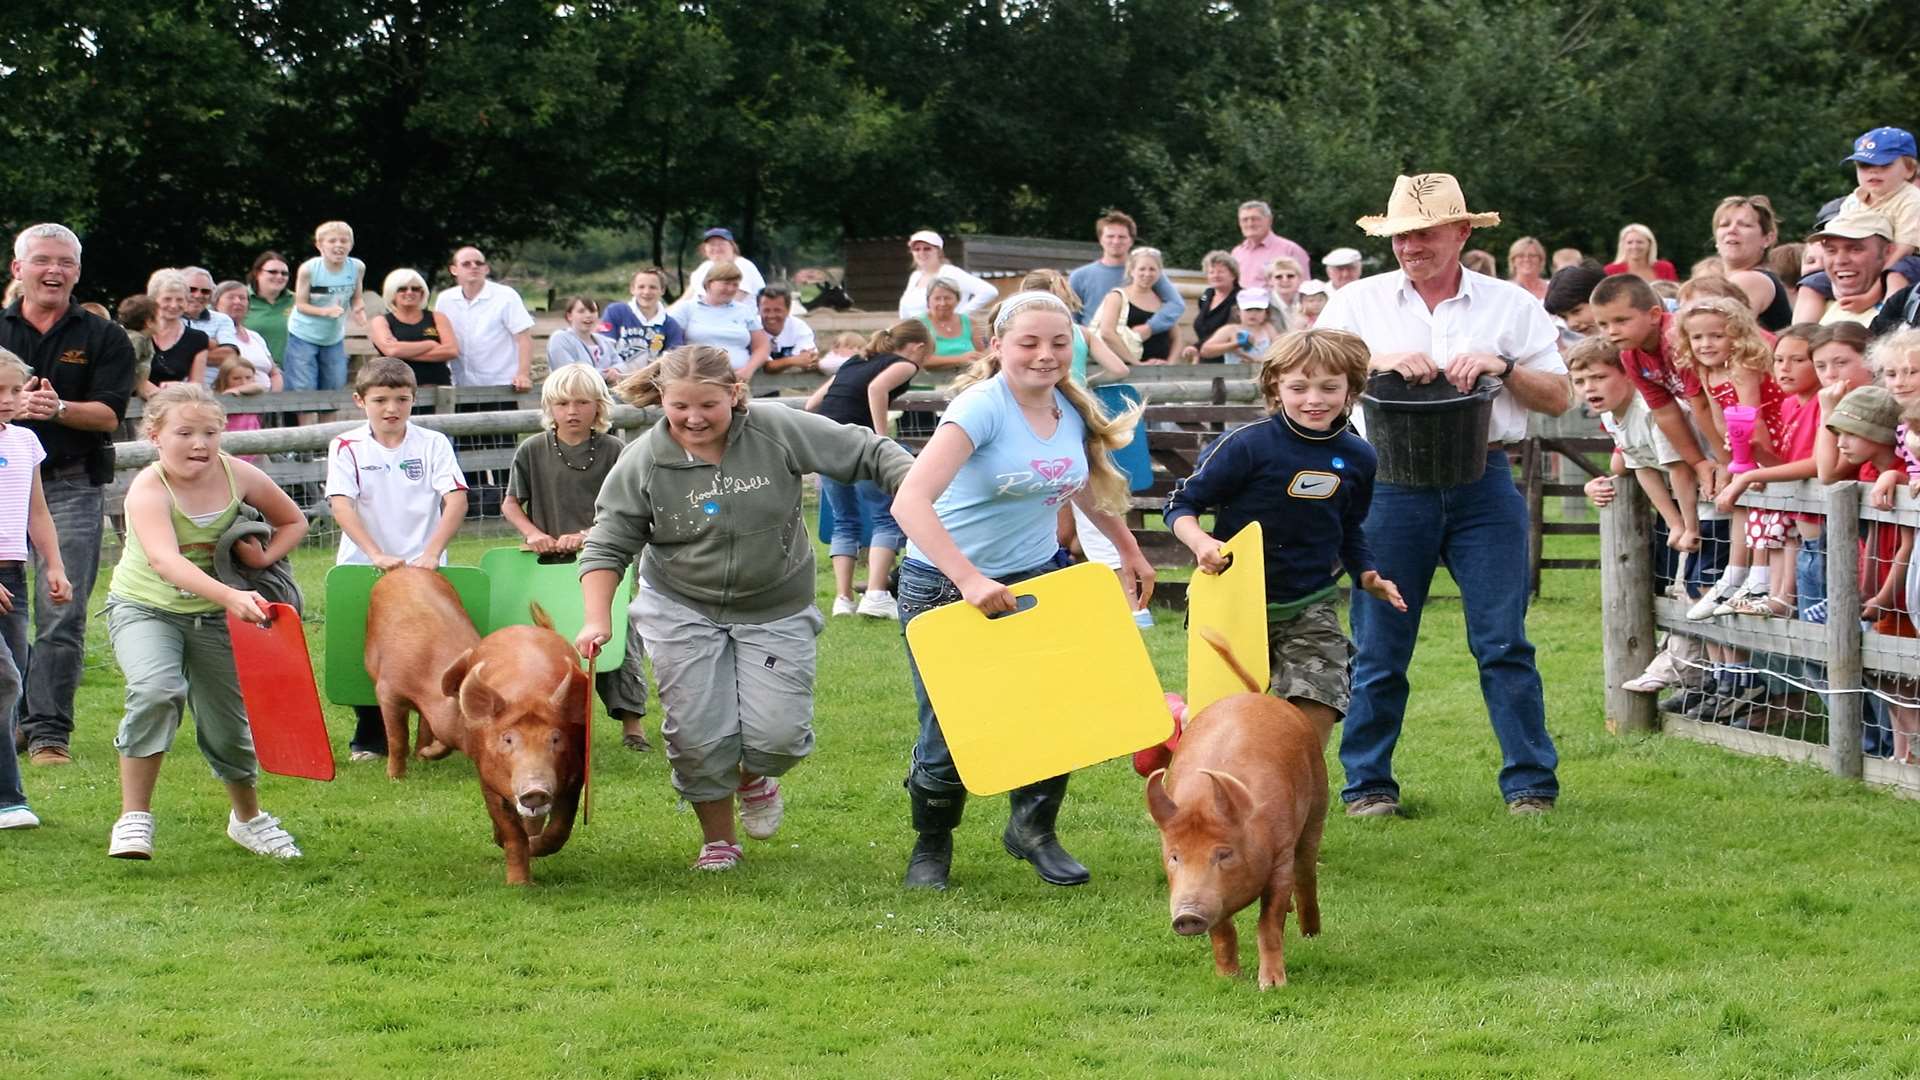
[286,256,364,347]
[906,376,1088,578]
[680,298,762,370]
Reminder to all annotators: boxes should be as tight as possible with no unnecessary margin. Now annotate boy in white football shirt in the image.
[325,358,468,761]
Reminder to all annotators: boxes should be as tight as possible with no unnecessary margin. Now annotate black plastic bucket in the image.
[1359,371,1502,488]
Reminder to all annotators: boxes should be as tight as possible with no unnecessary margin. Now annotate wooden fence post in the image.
[1600,477,1656,734]
[1824,482,1864,779]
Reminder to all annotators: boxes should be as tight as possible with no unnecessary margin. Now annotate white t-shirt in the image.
[897,266,1000,319]
[324,423,466,565]
[433,281,535,386]
[1601,396,1680,472]
[768,315,817,359]
[205,329,276,389]
[684,258,766,301]
[1315,267,1566,444]
[0,424,47,561]
[185,310,241,347]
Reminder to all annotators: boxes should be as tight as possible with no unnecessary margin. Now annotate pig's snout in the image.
[515,785,554,819]
[1172,908,1212,936]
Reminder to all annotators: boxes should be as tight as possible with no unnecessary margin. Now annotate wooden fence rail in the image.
[1598,477,1920,797]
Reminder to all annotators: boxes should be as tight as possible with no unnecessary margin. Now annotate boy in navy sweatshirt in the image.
[1166,329,1405,746]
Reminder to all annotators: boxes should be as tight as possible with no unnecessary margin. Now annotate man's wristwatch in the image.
[1497,355,1517,380]
[54,399,68,420]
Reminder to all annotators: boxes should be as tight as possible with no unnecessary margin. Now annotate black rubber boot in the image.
[904,782,966,890]
[1003,774,1089,886]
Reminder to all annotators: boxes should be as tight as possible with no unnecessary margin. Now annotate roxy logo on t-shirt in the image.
[994,457,1084,505]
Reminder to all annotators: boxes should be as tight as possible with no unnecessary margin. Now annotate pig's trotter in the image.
[1256,890,1290,989]
[486,791,534,884]
[1209,920,1241,977]
[417,740,451,760]
[379,698,411,780]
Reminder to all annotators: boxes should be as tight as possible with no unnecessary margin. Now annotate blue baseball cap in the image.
[702,227,736,243]
[1843,127,1916,166]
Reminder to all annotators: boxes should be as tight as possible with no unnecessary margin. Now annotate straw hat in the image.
[1356,173,1502,237]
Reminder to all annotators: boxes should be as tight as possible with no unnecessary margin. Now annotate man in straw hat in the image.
[1315,173,1573,818]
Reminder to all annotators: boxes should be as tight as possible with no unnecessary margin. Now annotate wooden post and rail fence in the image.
[108,364,1615,600]
[1598,476,1919,797]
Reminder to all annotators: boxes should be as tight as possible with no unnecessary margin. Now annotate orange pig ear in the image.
[1145,769,1178,826]
[1198,769,1255,824]
[440,648,475,700]
[456,660,504,724]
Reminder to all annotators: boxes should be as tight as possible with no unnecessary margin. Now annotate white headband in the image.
[992,290,1073,332]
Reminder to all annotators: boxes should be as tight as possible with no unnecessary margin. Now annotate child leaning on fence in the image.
[325,358,469,762]
[499,364,652,752]
[105,383,311,861]
[0,349,71,831]
[1165,329,1404,750]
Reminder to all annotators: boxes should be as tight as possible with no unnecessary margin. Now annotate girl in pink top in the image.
[1675,298,1789,616]
[1715,324,1822,616]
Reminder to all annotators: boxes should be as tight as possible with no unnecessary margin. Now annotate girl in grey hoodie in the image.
[576,345,913,872]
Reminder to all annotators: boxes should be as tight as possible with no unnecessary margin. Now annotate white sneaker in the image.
[1686,578,1738,620]
[831,595,857,617]
[856,590,899,620]
[1622,650,1681,693]
[1712,581,1767,617]
[0,805,40,829]
[737,776,785,840]
[228,810,302,859]
[109,811,155,859]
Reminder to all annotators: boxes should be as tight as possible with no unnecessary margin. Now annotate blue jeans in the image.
[898,557,1059,795]
[821,477,903,559]
[283,335,348,391]
[0,564,29,809]
[1340,450,1559,805]
[22,478,103,751]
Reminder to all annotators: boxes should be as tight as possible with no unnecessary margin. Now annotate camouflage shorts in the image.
[1266,600,1354,717]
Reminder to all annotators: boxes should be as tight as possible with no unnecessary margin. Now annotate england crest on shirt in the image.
[399,457,424,481]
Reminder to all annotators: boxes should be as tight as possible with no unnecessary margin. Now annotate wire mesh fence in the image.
[1602,474,1920,795]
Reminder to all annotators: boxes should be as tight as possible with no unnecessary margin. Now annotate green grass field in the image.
[6,525,1920,1079]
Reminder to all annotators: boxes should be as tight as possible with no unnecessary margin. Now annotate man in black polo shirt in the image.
[2,224,135,765]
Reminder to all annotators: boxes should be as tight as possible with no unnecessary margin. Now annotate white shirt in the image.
[684,257,766,301]
[897,265,999,319]
[324,423,467,565]
[1315,266,1565,444]
[204,329,276,389]
[768,314,817,358]
[434,281,535,386]
[185,310,240,347]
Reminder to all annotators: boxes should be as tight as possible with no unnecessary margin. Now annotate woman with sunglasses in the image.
[368,269,460,390]
[244,252,296,363]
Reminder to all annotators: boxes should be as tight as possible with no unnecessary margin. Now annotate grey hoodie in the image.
[579,402,914,624]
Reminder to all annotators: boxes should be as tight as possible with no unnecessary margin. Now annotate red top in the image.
[1857,459,1911,603]
[1604,260,1679,282]
[1706,371,1789,450]
[1620,311,1701,411]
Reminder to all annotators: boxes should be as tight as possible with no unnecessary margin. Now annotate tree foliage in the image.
[2,0,1915,299]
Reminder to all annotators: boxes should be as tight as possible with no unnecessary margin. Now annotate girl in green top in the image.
[105,384,310,862]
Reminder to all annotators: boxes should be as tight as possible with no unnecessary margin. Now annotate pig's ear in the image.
[440,648,475,700]
[1145,769,1178,826]
[549,669,589,727]
[453,658,505,724]
[1199,769,1255,824]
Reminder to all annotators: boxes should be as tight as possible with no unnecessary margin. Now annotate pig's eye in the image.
[1166,853,1180,866]
[1212,848,1234,865]
[501,731,518,747]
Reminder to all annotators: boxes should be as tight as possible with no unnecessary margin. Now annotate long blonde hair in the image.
[616,345,745,411]
[1672,297,1773,376]
[956,295,1142,513]
[541,363,616,432]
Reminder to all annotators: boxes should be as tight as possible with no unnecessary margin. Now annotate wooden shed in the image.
[842,234,1101,313]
